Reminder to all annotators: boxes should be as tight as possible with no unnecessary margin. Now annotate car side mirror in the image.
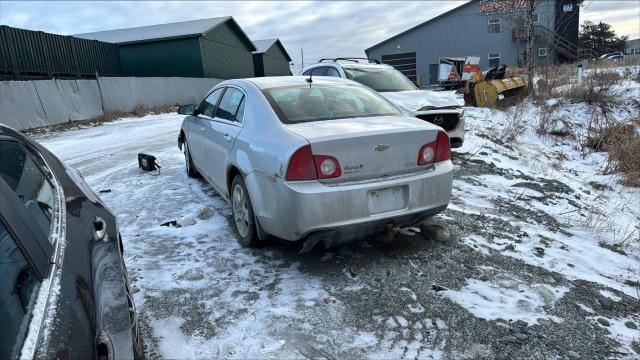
[177,104,195,115]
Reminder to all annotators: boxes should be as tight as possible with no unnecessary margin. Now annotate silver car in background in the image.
[177,76,453,250]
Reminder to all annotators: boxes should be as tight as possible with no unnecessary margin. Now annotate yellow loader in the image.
[463,65,527,107]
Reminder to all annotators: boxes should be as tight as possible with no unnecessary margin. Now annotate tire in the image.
[231,176,259,247]
[182,139,199,178]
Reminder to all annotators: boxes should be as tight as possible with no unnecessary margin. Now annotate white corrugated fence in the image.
[0,77,221,130]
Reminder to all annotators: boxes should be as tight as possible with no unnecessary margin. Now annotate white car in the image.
[299,58,465,148]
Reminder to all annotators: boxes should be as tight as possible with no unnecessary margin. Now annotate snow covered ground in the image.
[38,68,639,359]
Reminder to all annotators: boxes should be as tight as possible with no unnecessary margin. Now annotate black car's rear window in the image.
[262,84,400,124]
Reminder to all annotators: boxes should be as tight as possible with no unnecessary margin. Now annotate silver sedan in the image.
[177,76,453,250]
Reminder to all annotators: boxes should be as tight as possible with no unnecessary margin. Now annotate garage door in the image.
[381,52,417,85]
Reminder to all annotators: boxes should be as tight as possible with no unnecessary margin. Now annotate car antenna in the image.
[306,71,313,84]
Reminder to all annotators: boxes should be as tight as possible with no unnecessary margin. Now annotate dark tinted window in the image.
[326,67,341,77]
[311,67,327,76]
[198,88,223,118]
[0,220,41,359]
[215,88,245,122]
[302,69,312,76]
[0,142,54,238]
[263,84,400,124]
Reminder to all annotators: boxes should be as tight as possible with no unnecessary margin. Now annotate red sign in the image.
[479,0,527,14]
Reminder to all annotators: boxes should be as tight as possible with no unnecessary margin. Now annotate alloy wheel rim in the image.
[233,184,249,237]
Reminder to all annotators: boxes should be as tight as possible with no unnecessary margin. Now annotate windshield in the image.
[262,84,401,124]
[343,67,417,92]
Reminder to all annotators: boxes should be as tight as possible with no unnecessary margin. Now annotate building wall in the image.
[366,0,564,86]
[199,22,255,79]
[118,37,204,77]
[625,39,640,55]
[259,45,292,76]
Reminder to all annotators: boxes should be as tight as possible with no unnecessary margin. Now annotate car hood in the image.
[380,90,463,112]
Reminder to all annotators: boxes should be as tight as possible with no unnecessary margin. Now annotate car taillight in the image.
[435,131,451,162]
[286,145,342,181]
[418,131,450,165]
[286,145,317,180]
[314,155,342,179]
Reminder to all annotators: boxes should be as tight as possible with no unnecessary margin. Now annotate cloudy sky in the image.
[1,1,638,72]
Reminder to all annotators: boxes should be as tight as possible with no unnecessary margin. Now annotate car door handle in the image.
[223,134,232,142]
[200,126,205,132]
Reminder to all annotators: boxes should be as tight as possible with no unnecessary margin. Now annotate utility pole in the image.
[526,0,535,95]
[300,48,304,72]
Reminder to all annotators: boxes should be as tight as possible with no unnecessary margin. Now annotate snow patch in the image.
[443,278,568,325]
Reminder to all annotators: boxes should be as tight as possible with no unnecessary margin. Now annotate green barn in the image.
[74,17,256,79]
[252,38,292,77]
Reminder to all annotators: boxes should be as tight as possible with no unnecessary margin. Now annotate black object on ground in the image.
[160,220,179,227]
[138,153,161,173]
[431,284,448,292]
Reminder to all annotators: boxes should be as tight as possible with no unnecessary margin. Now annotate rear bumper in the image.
[301,204,448,251]
[254,160,453,241]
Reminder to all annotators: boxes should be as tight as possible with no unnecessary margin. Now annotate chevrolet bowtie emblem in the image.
[373,144,391,152]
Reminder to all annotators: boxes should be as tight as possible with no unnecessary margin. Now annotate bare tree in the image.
[526,0,536,95]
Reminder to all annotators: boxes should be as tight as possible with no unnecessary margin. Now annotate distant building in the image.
[252,38,292,77]
[75,17,257,79]
[365,0,580,86]
[625,38,640,56]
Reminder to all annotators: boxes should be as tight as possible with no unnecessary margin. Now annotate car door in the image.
[203,86,246,192]
[190,88,224,171]
[0,139,56,359]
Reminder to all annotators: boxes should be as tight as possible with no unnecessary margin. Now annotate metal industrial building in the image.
[75,17,257,79]
[0,25,121,79]
[252,38,292,77]
[365,0,580,86]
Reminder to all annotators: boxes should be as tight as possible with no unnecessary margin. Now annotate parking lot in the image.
[39,106,639,359]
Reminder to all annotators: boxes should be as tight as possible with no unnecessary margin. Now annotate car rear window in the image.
[262,84,400,124]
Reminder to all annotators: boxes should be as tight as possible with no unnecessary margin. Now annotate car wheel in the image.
[231,175,259,247]
[183,139,199,178]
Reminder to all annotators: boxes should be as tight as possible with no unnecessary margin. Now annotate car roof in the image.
[339,62,393,70]
[245,76,360,89]
[305,61,394,70]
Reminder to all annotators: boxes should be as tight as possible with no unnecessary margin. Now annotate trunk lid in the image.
[285,116,441,183]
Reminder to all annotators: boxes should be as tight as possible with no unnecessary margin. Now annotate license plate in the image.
[368,186,407,214]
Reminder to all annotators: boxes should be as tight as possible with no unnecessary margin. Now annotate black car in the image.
[0,125,142,359]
